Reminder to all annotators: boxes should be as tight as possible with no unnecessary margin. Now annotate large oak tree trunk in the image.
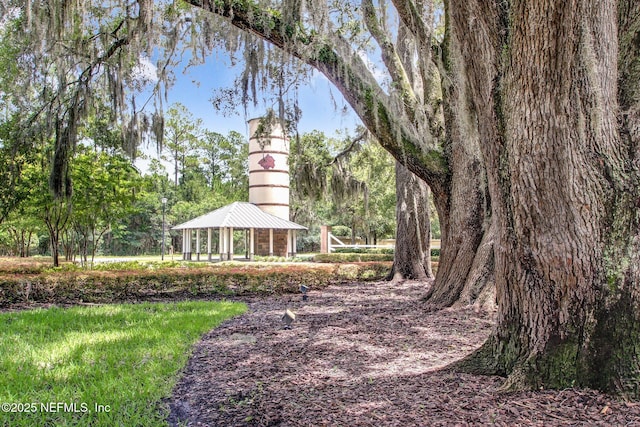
[425,8,495,309]
[426,138,495,309]
[451,0,640,395]
[387,161,433,282]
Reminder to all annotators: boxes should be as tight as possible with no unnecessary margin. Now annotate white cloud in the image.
[131,56,159,84]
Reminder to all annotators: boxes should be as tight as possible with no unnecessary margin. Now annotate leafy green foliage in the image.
[70,145,141,265]
[197,129,248,201]
[290,130,396,245]
[332,247,394,254]
[0,115,35,225]
[162,103,203,187]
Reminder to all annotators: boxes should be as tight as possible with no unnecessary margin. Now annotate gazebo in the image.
[172,202,307,261]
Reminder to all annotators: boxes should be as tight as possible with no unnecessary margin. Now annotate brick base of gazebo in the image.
[254,229,288,257]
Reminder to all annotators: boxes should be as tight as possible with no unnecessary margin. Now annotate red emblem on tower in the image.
[258,154,276,170]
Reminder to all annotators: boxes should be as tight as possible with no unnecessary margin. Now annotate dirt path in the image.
[166,280,640,426]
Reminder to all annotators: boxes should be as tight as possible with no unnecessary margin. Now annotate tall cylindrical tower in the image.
[247,117,290,220]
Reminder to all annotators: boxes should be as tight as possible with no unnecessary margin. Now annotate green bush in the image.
[252,255,306,263]
[329,247,439,257]
[296,234,320,253]
[330,226,352,237]
[90,260,204,271]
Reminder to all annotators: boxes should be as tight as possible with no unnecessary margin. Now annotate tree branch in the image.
[330,130,368,165]
[362,0,420,119]
[184,0,450,190]
[390,0,433,54]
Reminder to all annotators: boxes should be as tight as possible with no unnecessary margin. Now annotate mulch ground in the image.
[165,280,640,426]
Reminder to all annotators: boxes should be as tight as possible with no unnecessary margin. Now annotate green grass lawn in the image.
[0,300,247,426]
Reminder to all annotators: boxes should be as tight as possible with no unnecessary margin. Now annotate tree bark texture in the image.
[426,7,495,308]
[450,0,640,395]
[387,161,433,282]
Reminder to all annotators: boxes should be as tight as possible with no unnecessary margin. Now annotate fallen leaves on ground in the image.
[166,280,640,426]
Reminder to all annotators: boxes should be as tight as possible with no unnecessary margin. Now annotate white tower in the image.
[247,117,290,220]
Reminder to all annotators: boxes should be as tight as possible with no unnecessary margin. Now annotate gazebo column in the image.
[269,229,274,256]
[182,229,187,260]
[196,229,201,261]
[292,230,297,258]
[249,228,255,261]
[185,229,192,260]
[207,228,212,261]
[287,230,292,258]
[219,227,226,261]
[228,227,234,261]
[225,227,230,261]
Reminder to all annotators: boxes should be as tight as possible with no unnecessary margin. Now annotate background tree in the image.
[289,130,334,251]
[70,145,140,266]
[290,129,397,248]
[199,130,226,190]
[19,150,71,267]
[0,211,41,257]
[388,162,433,281]
[349,141,396,245]
[0,17,38,225]
[112,167,175,256]
[212,130,249,202]
[163,103,203,187]
[0,115,34,225]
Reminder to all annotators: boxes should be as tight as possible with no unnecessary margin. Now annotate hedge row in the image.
[0,257,62,275]
[0,262,391,307]
[320,248,440,258]
[313,253,394,262]
[331,247,395,255]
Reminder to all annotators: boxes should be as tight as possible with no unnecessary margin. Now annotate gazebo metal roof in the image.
[172,202,307,231]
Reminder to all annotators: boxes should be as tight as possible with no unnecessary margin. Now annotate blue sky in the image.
[134,51,361,172]
[168,57,361,135]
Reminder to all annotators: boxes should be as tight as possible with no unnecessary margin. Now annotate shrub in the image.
[252,255,306,263]
[0,262,392,307]
[330,247,440,257]
[330,226,352,237]
[90,260,204,271]
[332,247,394,254]
[296,234,320,253]
[0,257,73,275]
[313,253,394,262]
